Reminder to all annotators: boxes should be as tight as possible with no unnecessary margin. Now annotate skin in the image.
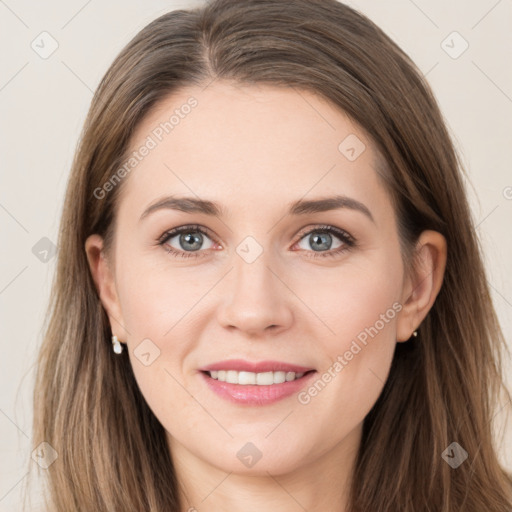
[86,80,447,512]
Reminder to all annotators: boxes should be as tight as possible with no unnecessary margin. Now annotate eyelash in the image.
[157,224,356,260]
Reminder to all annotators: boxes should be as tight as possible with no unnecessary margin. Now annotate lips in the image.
[199,359,315,373]
[198,359,317,405]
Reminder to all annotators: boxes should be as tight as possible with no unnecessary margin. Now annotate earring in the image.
[111,335,124,354]
[412,330,418,338]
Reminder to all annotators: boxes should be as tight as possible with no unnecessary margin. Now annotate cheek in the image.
[298,247,403,355]
[294,257,403,435]
[115,246,207,337]
[331,268,401,346]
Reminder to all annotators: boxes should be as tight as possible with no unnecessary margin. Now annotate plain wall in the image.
[1,0,511,509]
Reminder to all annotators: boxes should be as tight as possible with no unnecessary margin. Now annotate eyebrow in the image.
[139,194,375,223]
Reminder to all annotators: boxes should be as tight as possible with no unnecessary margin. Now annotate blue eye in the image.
[294,225,355,258]
[157,224,355,259]
[157,224,215,259]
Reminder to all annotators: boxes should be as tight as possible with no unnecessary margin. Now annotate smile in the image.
[207,370,306,385]
[198,359,317,405]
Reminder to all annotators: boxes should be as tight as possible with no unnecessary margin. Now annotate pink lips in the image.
[199,359,315,373]
[199,359,316,406]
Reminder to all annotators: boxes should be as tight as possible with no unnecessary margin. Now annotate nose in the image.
[216,251,294,337]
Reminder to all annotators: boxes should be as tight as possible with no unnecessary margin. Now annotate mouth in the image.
[202,369,315,385]
[198,359,317,405]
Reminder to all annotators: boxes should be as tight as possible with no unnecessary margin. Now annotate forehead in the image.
[119,80,392,224]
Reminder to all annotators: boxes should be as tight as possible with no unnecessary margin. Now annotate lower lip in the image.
[200,371,317,405]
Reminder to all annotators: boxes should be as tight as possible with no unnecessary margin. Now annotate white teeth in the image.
[208,370,308,385]
[285,371,295,382]
[238,371,256,385]
[226,370,238,384]
[273,371,286,384]
[256,371,273,385]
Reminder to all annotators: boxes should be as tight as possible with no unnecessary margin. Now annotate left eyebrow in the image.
[139,196,225,221]
[139,194,375,224]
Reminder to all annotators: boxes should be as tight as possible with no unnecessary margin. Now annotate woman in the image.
[32,0,512,510]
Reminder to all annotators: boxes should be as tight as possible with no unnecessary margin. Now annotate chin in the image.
[199,435,310,476]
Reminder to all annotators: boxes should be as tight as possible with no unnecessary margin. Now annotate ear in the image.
[85,234,129,341]
[396,230,447,342]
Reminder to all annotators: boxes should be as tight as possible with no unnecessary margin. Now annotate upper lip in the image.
[199,359,315,373]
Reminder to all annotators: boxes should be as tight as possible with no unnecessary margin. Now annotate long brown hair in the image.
[31,0,512,510]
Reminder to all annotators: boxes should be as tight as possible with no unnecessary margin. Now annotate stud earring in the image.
[412,330,418,338]
[111,335,124,354]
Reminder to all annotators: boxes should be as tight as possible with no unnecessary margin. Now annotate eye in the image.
[157,224,216,259]
[293,225,355,259]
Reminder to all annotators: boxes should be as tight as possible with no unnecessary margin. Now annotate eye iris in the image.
[180,232,203,251]
[310,232,332,251]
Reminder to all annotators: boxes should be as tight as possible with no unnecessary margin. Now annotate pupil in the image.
[181,232,202,251]
[311,233,331,251]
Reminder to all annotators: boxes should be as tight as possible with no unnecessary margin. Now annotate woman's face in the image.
[87,81,433,477]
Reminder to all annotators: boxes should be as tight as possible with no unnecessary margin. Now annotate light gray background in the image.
[1,0,511,509]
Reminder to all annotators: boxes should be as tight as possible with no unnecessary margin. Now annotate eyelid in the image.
[294,224,355,244]
[157,224,216,244]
